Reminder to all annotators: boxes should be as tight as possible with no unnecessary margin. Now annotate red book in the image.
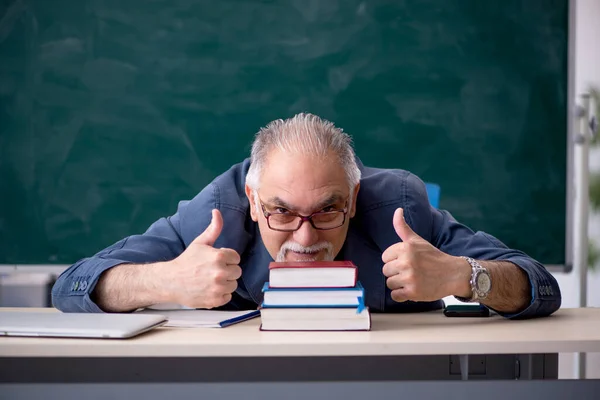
[268,261,358,288]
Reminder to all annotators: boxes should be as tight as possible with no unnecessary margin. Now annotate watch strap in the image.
[454,256,487,303]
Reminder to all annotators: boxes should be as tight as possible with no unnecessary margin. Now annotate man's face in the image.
[246,149,359,262]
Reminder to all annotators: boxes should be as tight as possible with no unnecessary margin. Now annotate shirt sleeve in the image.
[51,185,213,313]
[399,172,561,319]
[430,206,562,319]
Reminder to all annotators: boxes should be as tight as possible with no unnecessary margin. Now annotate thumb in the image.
[193,209,223,247]
[393,208,417,241]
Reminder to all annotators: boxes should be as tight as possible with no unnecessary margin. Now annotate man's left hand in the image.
[381,208,470,303]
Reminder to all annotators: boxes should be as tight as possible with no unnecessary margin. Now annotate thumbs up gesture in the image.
[165,209,242,309]
[381,208,467,303]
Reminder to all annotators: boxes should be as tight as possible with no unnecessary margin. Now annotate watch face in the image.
[476,272,492,293]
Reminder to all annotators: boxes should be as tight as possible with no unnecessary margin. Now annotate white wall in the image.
[553,0,600,379]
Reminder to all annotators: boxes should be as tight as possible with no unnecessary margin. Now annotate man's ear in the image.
[349,183,360,218]
[245,184,259,222]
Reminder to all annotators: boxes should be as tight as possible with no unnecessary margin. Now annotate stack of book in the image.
[259,261,371,331]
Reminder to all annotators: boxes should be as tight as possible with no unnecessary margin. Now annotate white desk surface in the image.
[1,307,599,358]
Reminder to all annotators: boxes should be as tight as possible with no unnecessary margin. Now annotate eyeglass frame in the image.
[259,198,349,232]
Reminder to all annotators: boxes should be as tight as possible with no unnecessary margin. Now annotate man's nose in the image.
[293,219,319,247]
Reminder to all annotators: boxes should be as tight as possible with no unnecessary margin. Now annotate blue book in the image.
[262,282,365,308]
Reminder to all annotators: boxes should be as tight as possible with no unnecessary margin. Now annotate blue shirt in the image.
[52,159,561,318]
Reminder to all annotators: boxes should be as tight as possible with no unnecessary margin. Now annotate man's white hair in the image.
[245,113,361,191]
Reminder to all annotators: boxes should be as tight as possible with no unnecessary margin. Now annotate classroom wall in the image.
[552,0,600,379]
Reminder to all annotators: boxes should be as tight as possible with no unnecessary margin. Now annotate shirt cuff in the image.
[488,256,558,319]
[52,259,126,313]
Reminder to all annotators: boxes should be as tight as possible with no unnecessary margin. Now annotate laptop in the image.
[0,311,168,339]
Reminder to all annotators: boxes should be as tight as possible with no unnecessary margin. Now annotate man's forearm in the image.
[453,259,531,313]
[480,260,531,313]
[93,262,171,312]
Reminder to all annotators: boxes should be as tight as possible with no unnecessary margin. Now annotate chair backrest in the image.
[425,183,441,208]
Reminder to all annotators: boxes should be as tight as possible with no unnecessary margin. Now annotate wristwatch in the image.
[455,256,492,302]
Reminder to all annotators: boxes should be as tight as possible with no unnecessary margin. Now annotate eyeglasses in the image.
[259,199,349,232]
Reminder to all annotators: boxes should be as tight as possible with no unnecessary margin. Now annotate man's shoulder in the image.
[210,158,252,210]
[358,165,428,209]
[349,164,434,250]
[176,159,252,251]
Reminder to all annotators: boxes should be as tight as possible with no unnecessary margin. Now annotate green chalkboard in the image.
[0,0,568,266]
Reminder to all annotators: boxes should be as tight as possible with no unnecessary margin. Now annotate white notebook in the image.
[137,309,260,328]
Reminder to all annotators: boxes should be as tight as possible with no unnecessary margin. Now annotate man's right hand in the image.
[165,209,242,309]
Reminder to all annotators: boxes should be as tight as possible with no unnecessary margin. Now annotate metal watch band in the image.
[454,256,487,303]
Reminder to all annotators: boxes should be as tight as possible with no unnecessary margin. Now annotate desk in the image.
[1,307,600,399]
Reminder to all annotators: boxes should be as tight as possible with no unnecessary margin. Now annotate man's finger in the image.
[390,288,410,303]
[382,259,401,278]
[226,264,243,281]
[382,242,406,263]
[213,264,242,283]
[392,208,419,242]
[192,209,223,247]
[220,279,238,294]
[386,274,407,291]
[221,293,233,305]
[218,248,241,265]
